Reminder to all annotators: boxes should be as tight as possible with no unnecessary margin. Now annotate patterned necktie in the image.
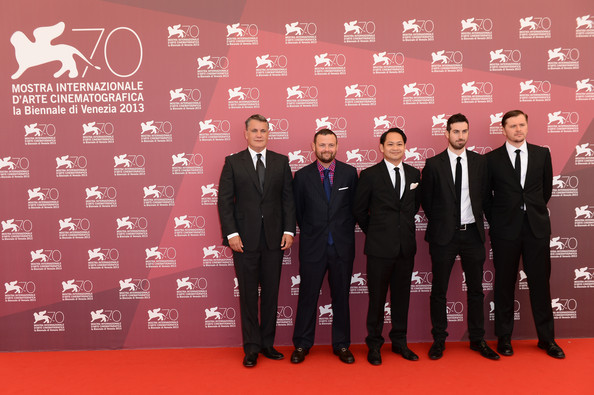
[455,156,462,227]
[323,168,331,201]
[323,168,333,244]
[256,153,265,192]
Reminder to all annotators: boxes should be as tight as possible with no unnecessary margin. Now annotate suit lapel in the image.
[329,162,344,207]
[439,150,455,198]
[380,161,399,201]
[467,151,478,199]
[262,151,274,196]
[498,144,523,189]
[307,162,327,202]
[525,144,535,186]
[241,149,262,194]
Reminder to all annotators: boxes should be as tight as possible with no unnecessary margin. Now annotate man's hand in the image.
[229,235,244,253]
[280,234,293,250]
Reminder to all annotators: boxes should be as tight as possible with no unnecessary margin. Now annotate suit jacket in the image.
[354,161,421,259]
[293,160,358,262]
[218,149,296,250]
[484,143,553,240]
[421,149,488,245]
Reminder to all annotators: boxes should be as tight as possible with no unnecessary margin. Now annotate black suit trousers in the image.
[429,226,486,342]
[491,213,554,342]
[233,224,283,353]
[292,244,353,350]
[365,253,414,349]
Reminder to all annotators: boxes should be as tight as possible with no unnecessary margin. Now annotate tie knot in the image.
[323,168,330,176]
[256,153,262,160]
[456,156,462,163]
[515,149,521,155]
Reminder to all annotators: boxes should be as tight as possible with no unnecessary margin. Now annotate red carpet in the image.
[2,339,591,394]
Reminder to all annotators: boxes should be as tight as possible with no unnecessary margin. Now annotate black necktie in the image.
[455,156,462,227]
[256,153,265,192]
[323,168,333,245]
[514,149,521,186]
[394,167,401,200]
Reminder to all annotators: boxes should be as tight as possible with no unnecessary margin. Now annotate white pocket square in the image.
[409,182,419,190]
[338,187,349,191]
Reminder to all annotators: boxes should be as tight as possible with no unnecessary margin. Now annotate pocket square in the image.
[409,182,419,190]
[338,187,349,191]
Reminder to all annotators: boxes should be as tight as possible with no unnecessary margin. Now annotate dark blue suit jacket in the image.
[293,160,358,262]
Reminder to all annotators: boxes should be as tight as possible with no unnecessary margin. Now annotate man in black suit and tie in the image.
[354,128,421,365]
[485,110,565,359]
[218,114,296,367]
[290,129,358,364]
[421,113,499,360]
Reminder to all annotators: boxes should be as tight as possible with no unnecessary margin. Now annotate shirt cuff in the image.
[283,231,294,237]
[227,232,239,240]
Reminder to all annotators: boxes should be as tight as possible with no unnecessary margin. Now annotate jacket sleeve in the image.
[217,156,237,241]
[353,169,371,233]
[281,158,297,234]
[543,148,553,204]
[420,163,434,219]
[292,169,304,228]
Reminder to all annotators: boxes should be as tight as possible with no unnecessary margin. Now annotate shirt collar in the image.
[317,159,336,173]
[447,147,467,161]
[248,147,267,161]
[505,141,527,155]
[384,159,401,172]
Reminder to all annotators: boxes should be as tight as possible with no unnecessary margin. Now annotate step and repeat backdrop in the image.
[1,0,593,351]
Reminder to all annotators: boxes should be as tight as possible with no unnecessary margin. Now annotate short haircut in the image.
[244,114,269,129]
[502,110,528,127]
[380,128,407,145]
[314,128,337,143]
[446,113,469,131]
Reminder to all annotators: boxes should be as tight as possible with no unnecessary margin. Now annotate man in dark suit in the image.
[218,114,296,367]
[354,128,421,365]
[485,109,565,359]
[290,129,358,364]
[421,113,499,360]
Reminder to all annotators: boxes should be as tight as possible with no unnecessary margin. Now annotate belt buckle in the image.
[459,224,467,231]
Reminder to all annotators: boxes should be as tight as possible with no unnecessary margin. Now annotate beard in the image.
[450,140,466,150]
[316,151,335,163]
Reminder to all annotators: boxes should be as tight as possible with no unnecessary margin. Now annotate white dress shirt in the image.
[384,159,405,198]
[505,141,527,188]
[447,148,474,225]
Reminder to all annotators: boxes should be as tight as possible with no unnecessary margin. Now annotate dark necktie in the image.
[455,156,462,227]
[394,167,401,200]
[256,153,265,192]
[514,149,522,186]
[323,168,334,245]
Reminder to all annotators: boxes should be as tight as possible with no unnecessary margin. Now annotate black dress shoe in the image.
[497,336,513,356]
[261,347,284,360]
[367,348,382,365]
[470,340,500,360]
[243,352,258,367]
[333,347,355,364]
[538,341,566,359]
[392,344,419,361]
[290,347,309,364]
[428,341,445,360]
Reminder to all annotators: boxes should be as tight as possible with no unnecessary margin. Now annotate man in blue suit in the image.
[290,129,358,364]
